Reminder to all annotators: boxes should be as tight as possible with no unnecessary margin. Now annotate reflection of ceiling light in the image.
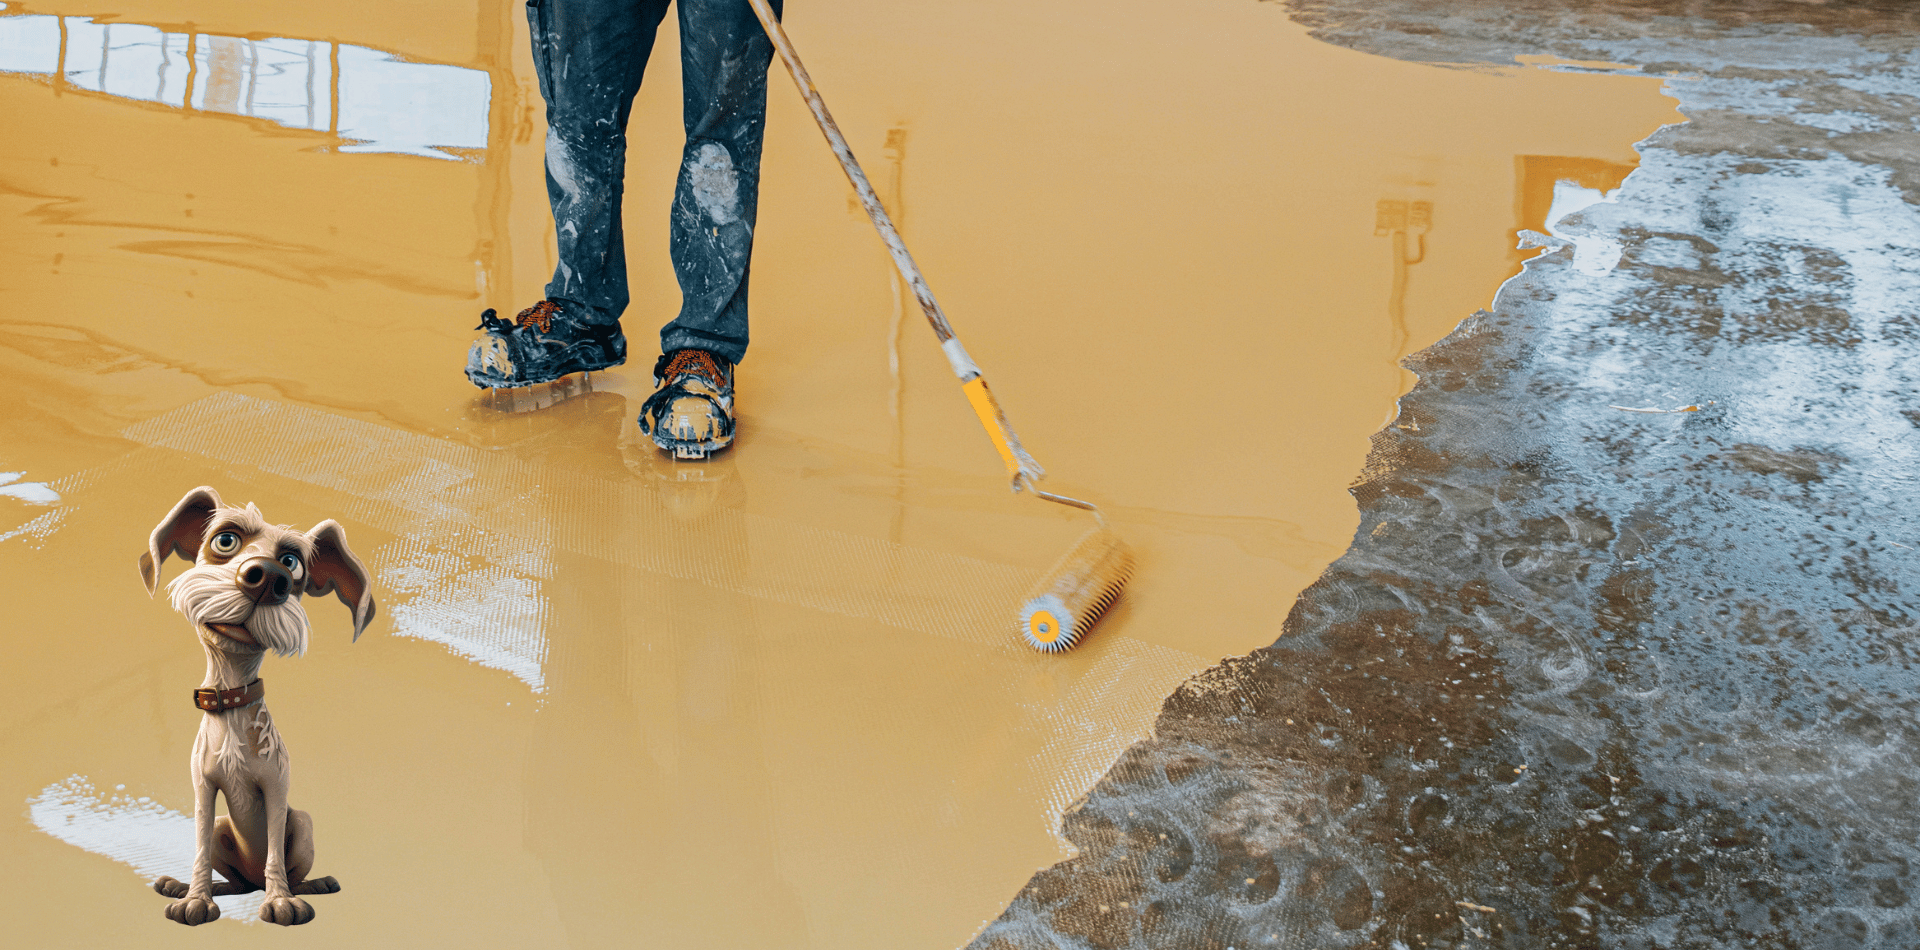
[0,471,59,504]
[0,14,489,160]
[377,533,554,692]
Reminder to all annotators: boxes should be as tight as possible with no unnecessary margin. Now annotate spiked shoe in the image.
[637,349,735,459]
[466,299,626,389]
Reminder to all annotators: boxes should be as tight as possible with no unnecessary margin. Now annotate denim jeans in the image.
[527,0,781,364]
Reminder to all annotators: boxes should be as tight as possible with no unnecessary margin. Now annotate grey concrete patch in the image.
[972,3,1920,948]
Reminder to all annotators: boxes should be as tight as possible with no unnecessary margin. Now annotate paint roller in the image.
[746,0,1134,652]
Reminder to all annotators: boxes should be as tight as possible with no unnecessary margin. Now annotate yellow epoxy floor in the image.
[0,1,1679,946]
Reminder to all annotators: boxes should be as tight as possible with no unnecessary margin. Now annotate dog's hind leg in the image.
[153,876,260,898]
[186,806,338,899]
[284,808,341,895]
[157,803,263,903]
[208,815,267,892]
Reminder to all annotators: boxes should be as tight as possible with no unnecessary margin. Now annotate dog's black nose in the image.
[236,556,294,606]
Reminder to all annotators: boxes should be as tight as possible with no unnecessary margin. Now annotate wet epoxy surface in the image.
[0,0,1677,945]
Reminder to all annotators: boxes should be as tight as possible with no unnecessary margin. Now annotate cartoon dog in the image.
[138,486,375,926]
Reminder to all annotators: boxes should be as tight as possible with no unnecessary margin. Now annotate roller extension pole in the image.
[747,0,1133,651]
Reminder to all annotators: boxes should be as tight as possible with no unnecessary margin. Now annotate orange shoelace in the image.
[659,349,727,387]
[515,299,561,333]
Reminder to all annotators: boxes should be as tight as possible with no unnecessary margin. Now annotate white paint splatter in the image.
[687,142,741,225]
[545,128,580,200]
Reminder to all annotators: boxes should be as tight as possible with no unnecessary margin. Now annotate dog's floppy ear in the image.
[140,486,223,596]
[304,519,376,642]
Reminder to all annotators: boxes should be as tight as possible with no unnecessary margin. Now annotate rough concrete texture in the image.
[972,3,1920,948]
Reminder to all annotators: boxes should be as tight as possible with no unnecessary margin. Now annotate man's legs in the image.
[532,0,673,328]
[658,0,782,365]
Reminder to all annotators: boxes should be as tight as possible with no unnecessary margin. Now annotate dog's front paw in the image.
[164,895,221,925]
[152,876,188,899]
[259,895,315,926]
[295,875,341,895]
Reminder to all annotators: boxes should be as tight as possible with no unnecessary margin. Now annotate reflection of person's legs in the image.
[659,0,781,366]
[535,0,672,327]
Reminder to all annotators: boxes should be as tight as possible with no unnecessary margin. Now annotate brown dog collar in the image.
[193,679,264,712]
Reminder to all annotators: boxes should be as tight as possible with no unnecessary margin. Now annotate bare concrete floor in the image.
[976,3,1920,949]
[0,1,1690,946]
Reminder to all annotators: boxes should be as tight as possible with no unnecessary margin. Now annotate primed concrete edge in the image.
[970,3,1920,948]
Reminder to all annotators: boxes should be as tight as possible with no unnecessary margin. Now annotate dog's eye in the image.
[210,532,240,555]
[279,553,303,574]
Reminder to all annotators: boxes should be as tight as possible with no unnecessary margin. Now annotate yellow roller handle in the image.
[963,377,1023,478]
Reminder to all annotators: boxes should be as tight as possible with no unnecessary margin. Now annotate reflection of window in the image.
[1516,156,1635,237]
[0,14,59,74]
[0,14,488,160]
[1517,156,1634,275]
[335,45,490,159]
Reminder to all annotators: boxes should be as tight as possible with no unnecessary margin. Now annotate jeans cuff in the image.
[661,330,746,365]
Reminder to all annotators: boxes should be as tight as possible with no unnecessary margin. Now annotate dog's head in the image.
[138,487,376,656]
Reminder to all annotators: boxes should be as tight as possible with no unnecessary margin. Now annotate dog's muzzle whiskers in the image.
[168,565,311,657]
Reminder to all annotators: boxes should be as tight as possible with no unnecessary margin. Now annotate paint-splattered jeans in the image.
[527,0,781,365]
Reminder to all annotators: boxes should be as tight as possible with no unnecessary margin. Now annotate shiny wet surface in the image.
[978,4,1920,950]
[0,0,1676,946]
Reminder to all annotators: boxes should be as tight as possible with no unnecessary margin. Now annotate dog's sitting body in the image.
[138,487,374,926]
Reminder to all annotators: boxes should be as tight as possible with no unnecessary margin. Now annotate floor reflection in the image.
[0,470,60,505]
[0,467,64,544]
[1375,198,1431,389]
[28,775,267,923]
[0,12,488,158]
